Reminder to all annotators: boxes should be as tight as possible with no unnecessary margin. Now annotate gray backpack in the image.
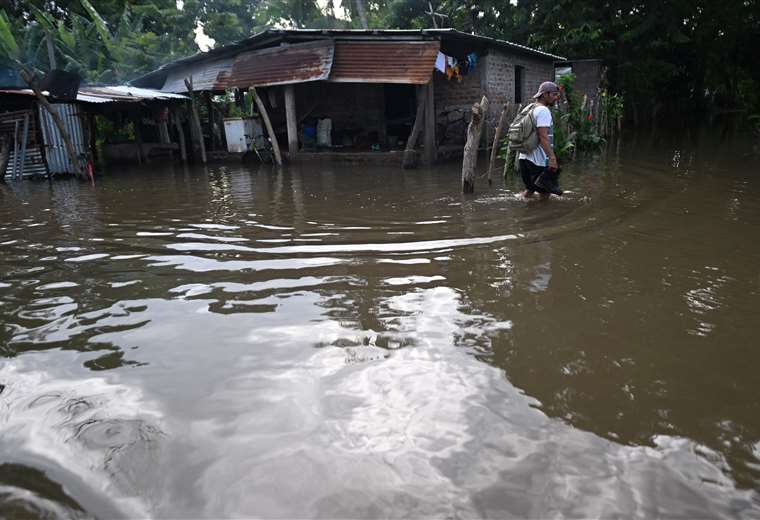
[507,102,539,153]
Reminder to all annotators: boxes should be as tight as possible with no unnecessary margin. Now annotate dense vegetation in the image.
[1,0,759,125]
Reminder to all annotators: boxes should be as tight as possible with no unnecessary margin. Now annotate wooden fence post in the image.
[184,77,207,164]
[461,95,489,193]
[488,102,509,185]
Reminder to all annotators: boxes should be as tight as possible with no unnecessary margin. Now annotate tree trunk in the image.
[20,68,84,179]
[252,87,282,166]
[354,0,369,29]
[184,77,207,164]
[488,103,509,185]
[461,96,489,193]
[403,85,427,169]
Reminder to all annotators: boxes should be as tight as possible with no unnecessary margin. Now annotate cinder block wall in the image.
[432,48,554,147]
[484,49,555,144]
[433,64,484,145]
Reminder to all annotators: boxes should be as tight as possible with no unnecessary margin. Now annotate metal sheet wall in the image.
[38,103,87,174]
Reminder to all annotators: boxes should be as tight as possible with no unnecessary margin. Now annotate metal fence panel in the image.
[38,103,86,174]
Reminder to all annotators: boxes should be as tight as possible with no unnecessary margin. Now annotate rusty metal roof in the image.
[328,41,440,84]
[161,57,233,93]
[227,40,334,88]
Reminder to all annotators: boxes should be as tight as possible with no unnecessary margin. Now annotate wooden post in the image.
[173,109,187,162]
[423,79,436,165]
[488,103,509,185]
[461,96,489,193]
[205,92,216,152]
[184,77,207,164]
[284,84,298,158]
[133,113,144,164]
[252,86,282,167]
[88,113,98,164]
[403,85,427,169]
[0,135,10,181]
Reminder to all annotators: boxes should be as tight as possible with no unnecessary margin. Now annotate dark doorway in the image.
[515,66,524,104]
[384,84,416,148]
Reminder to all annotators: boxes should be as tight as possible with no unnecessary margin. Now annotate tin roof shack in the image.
[0,86,187,179]
[132,29,563,165]
[555,59,605,102]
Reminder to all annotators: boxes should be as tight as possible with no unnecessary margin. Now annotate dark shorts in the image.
[519,159,549,193]
[520,159,562,195]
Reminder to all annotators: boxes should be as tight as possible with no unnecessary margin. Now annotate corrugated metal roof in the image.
[0,86,187,103]
[78,86,189,102]
[161,57,233,93]
[130,29,564,88]
[328,41,440,84]
[227,40,334,88]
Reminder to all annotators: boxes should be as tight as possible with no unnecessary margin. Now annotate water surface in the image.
[1,141,759,518]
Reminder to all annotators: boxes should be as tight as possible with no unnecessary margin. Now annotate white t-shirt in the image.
[518,104,553,167]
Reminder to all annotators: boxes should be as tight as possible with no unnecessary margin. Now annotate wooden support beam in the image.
[252,86,282,167]
[423,79,436,165]
[133,113,145,164]
[284,84,298,158]
[205,92,215,152]
[173,109,187,162]
[403,85,426,169]
[0,135,10,181]
[488,103,509,185]
[461,96,489,194]
[184,77,207,164]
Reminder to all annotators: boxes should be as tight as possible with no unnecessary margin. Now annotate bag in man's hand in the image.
[506,102,539,153]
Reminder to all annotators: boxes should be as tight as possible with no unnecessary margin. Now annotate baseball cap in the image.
[532,81,560,98]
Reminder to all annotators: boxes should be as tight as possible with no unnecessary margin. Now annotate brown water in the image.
[1,141,759,518]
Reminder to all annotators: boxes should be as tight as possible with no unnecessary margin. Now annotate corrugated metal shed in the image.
[328,41,440,84]
[38,103,87,174]
[160,57,233,93]
[227,40,334,88]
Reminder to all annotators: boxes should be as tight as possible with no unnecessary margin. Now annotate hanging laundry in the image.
[435,52,446,73]
[453,63,463,82]
[466,52,478,72]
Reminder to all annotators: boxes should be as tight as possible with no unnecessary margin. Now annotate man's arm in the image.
[537,127,558,169]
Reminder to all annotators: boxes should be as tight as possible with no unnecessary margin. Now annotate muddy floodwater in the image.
[1,140,759,518]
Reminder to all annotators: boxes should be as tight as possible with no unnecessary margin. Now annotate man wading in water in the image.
[520,81,563,198]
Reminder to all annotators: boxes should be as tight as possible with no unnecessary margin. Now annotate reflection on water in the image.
[1,141,760,517]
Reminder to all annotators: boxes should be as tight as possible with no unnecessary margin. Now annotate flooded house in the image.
[1,77,187,179]
[131,29,564,166]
